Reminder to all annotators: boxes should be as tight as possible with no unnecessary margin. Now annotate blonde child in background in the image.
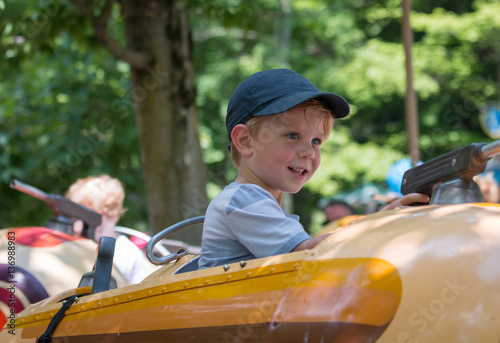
[66,175,157,284]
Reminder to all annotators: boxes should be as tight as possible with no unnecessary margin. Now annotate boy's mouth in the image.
[288,167,306,176]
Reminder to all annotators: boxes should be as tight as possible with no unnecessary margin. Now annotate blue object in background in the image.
[480,103,500,139]
[386,158,422,195]
[479,103,500,184]
[485,155,500,185]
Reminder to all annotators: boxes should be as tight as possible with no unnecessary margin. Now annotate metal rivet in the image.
[246,272,252,277]
[97,301,102,307]
[127,295,132,301]
[80,306,85,311]
[269,268,275,273]
[204,279,210,285]
[226,275,232,281]
[223,264,230,271]
[147,290,152,296]
[114,298,119,303]
[183,283,189,288]
[239,261,247,268]
[161,287,167,293]
[451,158,457,166]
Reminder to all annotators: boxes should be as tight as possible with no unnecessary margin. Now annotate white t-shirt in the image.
[199,183,310,269]
[114,235,158,284]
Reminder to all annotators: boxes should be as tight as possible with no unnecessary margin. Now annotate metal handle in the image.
[481,139,500,159]
[146,216,204,265]
[10,179,50,202]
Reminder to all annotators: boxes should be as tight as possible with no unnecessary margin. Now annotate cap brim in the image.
[253,91,350,119]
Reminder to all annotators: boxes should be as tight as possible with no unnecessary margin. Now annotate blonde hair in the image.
[230,99,334,167]
[66,175,126,220]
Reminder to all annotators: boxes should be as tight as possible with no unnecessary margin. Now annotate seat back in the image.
[78,236,117,293]
[174,255,200,274]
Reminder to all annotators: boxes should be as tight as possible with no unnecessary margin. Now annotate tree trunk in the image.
[121,0,206,244]
[402,0,420,166]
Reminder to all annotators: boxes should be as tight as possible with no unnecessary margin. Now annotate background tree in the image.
[71,0,207,243]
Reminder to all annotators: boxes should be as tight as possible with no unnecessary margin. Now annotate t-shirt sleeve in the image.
[225,185,311,258]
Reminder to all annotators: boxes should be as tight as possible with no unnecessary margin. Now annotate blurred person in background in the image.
[66,175,157,284]
[321,199,355,224]
[474,172,500,203]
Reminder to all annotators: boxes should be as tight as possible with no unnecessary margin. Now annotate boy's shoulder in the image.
[209,182,277,212]
[219,182,274,201]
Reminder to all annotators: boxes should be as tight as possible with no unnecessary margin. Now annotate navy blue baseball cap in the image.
[226,68,350,141]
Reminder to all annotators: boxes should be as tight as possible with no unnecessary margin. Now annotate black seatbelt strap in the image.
[37,293,89,343]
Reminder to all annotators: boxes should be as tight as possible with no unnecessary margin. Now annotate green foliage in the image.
[308,126,407,196]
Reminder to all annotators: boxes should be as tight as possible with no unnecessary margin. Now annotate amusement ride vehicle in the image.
[1,139,500,342]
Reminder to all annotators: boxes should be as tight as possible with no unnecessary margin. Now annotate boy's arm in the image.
[292,193,429,252]
[291,234,330,252]
[380,193,430,211]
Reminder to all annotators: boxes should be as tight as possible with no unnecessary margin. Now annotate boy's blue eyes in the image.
[287,133,322,145]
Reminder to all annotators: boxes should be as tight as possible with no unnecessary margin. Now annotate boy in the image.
[66,175,158,284]
[198,69,429,269]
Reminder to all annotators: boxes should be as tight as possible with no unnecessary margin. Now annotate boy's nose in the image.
[298,143,316,160]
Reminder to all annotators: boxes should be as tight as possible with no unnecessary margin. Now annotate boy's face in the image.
[243,107,328,199]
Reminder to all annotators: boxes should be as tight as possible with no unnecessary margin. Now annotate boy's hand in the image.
[380,193,430,211]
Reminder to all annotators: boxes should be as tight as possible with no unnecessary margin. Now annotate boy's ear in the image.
[231,124,253,157]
